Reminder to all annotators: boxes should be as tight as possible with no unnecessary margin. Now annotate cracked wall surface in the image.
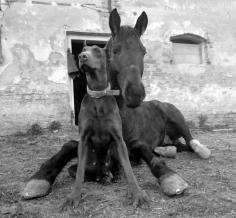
[1,0,236,135]
[0,0,109,135]
[118,0,236,128]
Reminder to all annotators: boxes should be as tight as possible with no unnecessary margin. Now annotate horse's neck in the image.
[106,41,126,110]
[115,95,126,110]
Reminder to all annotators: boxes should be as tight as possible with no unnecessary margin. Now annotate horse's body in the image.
[22,9,210,201]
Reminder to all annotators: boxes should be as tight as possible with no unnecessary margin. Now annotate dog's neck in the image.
[86,65,108,92]
[85,64,120,98]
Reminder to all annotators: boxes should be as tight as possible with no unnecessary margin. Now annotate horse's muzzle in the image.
[124,82,145,107]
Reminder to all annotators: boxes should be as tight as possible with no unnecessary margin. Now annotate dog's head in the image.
[78,45,107,87]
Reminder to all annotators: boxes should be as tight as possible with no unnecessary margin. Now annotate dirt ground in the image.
[0,129,236,218]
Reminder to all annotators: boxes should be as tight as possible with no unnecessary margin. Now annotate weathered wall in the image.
[1,0,236,135]
[0,0,109,135]
[118,0,236,128]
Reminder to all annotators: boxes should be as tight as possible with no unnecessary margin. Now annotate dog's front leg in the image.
[111,130,149,208]
[61,131,90,210]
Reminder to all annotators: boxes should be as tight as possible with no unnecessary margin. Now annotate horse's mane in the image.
[116,25,140,40]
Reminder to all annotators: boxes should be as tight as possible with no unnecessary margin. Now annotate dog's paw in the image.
[132,190,150,209]
[60,194,81,211]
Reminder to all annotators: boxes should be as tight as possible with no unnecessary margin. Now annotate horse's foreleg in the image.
[21,140,78,199]
[133,141,188,196]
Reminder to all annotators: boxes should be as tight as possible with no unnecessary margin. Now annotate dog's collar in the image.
[87,83,120,98]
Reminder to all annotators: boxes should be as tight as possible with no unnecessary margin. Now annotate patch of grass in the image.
[0,187,19,204]
[197,114,213,131]
[201,125,213,132]
[186,120,196,129]
[1,130,236,218]
[13,131,27,137]
[26,123,43,136]
[0,203,42,218]
[48,121,62,132]
[198,114,208,128]
[213,124,229,129]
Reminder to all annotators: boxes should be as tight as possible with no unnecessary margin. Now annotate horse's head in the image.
[107,9,148,107]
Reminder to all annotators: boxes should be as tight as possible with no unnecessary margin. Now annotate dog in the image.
[61,45,149,209]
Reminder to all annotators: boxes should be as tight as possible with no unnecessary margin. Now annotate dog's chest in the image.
[90,130,111,145]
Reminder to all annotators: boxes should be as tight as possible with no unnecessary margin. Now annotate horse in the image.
[22,8,210,202]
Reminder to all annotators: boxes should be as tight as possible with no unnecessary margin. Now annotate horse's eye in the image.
[113,46,121,55]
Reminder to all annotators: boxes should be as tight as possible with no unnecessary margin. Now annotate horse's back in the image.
[151,100,190,141]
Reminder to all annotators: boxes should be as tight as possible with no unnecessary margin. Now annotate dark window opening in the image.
[69,40,107,125]
[170,33,208,64]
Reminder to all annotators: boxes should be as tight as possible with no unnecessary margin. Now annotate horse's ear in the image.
[83,40,87,47]
[134,11,148,36]
[109,8,121,36]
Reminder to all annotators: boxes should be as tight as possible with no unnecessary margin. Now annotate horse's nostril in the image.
[124,82,145,107]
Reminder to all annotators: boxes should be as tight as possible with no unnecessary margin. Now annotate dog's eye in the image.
[93,47,102,58]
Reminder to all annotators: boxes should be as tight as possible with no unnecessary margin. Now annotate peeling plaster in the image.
[82,18,102,32]
[30,40,52,61]
[0,39,13,75]
[48,66,67,84]
[176,64,206,76]
[167,21,206,41]
[216,52,236,66]
[1,0,236,135]
[146,83,236,113]
[148,22,165,31]
[13,75,22,84]
[189,4,196,10]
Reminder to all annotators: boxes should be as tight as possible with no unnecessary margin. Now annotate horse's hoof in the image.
[159,173,188,196]
[21,179,51,200]
[190,139,211,159]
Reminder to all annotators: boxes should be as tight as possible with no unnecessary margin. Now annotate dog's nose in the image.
[79,53,88,61]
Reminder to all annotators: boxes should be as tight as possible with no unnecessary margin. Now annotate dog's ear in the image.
[109,8,121,37]
[134,11,148,36]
